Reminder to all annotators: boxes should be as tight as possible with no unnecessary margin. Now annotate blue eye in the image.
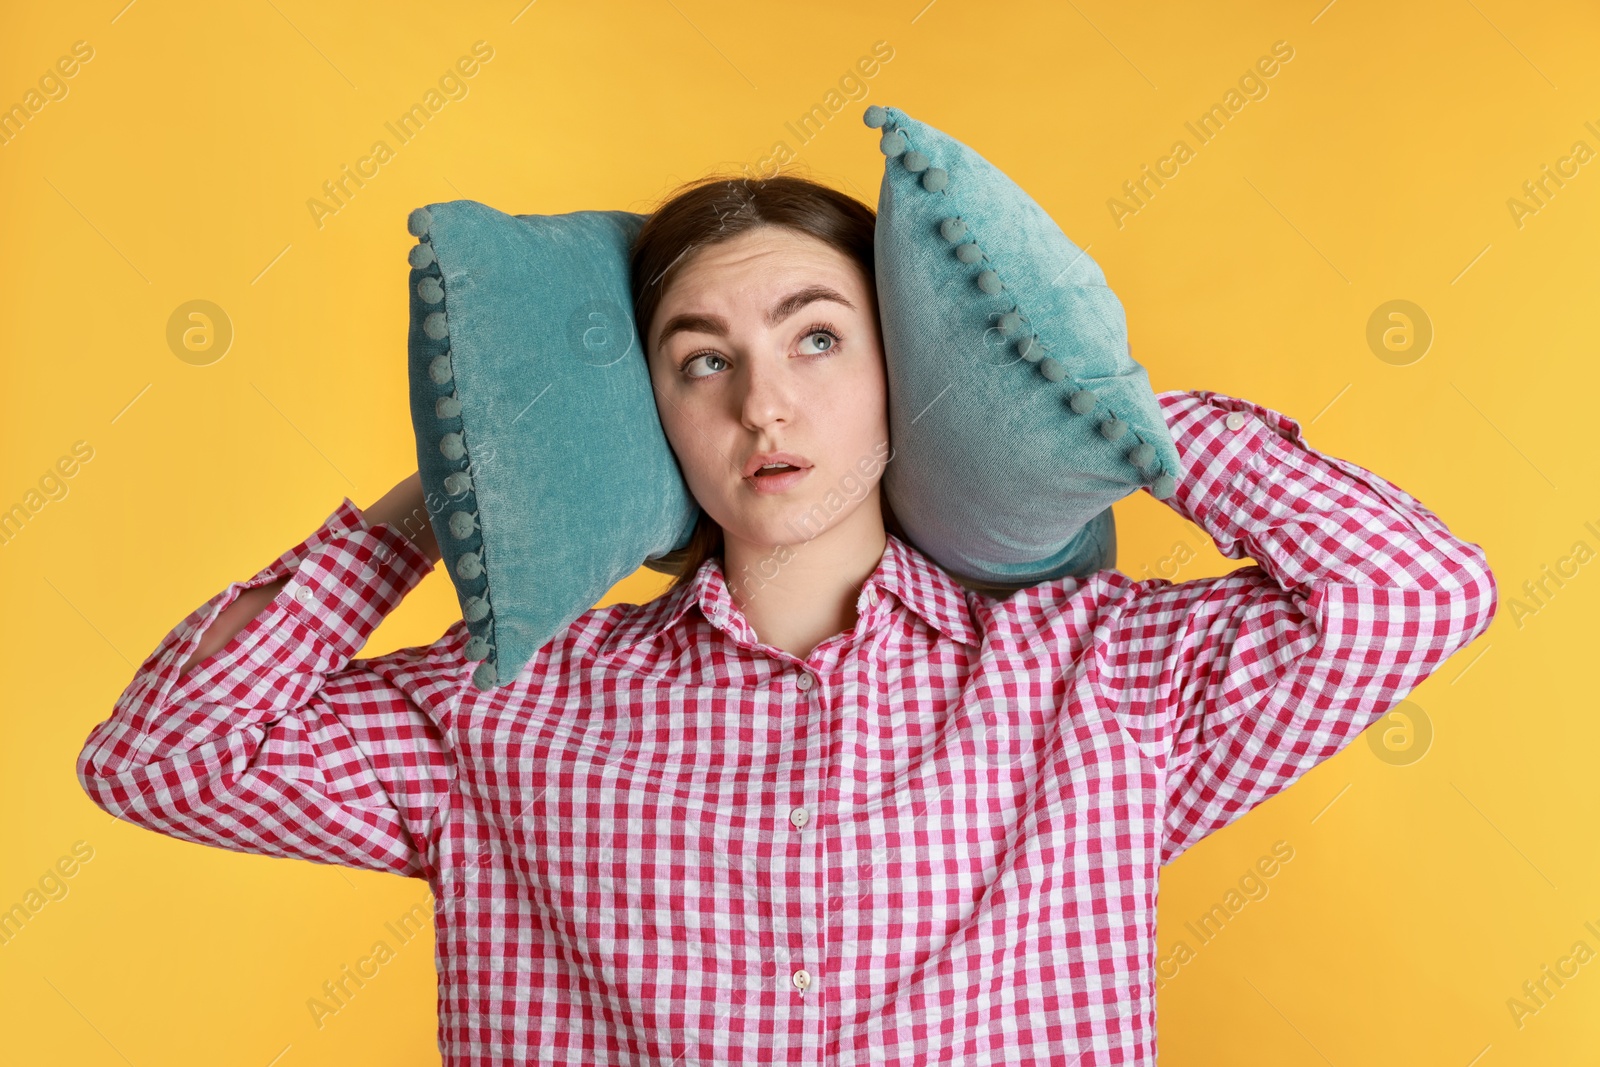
[682,352,729,379]
[799,328,839,355]
[677,321,844,381]
[795,320,844,358]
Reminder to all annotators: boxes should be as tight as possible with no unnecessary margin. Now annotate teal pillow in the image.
[865,104,1178,588]
[406,201,700,691]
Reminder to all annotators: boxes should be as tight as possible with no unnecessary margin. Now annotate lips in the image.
[744,464,811,494]
[742,450,813,479]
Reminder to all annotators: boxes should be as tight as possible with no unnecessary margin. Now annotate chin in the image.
[708,467,875,547]
[720,514,806,550]
[747,505,865,550]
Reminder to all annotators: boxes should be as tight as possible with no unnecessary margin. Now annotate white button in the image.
[863,586,879,606]
[789,806,809,828]
[1225,411,1247,431]
[295,586,313,603]
[792,968,811,992]
[795,671,814,691]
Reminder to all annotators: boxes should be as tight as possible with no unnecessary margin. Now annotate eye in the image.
[798,321,842,356]
[681,352,729,379]
[675,321,843,381]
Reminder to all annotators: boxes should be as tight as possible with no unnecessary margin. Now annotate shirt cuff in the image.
[1152,389,1310,559]
[274,502,437,664]
[167,497,436,702]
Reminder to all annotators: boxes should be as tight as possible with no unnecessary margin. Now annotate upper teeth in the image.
[761,463,789,469]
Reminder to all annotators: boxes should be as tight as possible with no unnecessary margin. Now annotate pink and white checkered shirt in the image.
[77,390,1497,1065]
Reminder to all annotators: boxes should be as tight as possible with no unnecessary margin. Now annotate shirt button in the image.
[789,806,809,828]
[795,671,814,691]
[295,586,313,603]
[1225,411,1248,431]
[792,968,811,992]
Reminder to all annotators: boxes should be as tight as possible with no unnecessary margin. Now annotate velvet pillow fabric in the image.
[406,201,700,691]
[866,104,1178,587]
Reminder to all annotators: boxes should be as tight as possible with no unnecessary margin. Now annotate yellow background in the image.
[4,1,1594,1063]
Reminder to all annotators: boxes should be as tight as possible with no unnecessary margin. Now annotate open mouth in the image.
[752,464,803,478]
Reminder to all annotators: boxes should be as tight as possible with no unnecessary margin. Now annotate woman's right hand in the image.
[359,471,442,565]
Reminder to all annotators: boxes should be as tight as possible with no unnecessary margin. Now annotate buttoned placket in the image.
[715,575,882,1010]
[787,662,822,1004]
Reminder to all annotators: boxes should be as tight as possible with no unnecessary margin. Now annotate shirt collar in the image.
[601,532,981,659]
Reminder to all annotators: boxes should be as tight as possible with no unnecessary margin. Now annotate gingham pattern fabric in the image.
[77,389,1498,1065]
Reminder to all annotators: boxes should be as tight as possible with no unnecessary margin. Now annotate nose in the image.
[738,347,793,433]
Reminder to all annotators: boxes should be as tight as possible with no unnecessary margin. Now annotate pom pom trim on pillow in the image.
[863,103,1177,502]
[407,205,502,691]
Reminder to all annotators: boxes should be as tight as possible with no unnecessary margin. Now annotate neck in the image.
[720,491,890,661]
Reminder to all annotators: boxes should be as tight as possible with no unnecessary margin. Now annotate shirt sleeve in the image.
[1094,390,1499,866]
[74,497,470,883]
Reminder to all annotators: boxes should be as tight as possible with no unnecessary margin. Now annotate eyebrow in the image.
[654,285,857,353]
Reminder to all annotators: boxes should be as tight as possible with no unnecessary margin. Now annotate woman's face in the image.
[645,225,890,552]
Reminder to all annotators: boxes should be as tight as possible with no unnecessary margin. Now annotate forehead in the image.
[662,227,863,303]
[647,228,873,357]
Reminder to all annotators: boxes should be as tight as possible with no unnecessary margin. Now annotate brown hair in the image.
[630,172,909,589]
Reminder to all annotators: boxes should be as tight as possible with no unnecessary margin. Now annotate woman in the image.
[76,174,1498,1064]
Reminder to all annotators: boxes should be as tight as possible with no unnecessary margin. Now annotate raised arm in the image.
[76,481,468,882]
[1095,390,1498,865]
[174,472,442,682]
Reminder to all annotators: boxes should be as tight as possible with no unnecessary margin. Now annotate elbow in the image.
[1314,541,1499,683]
[1452,541,1499,647]
[1398,541,1497,663]
[75,730,113,815]
[75,721,133,821]
[1389,542,1498,668]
